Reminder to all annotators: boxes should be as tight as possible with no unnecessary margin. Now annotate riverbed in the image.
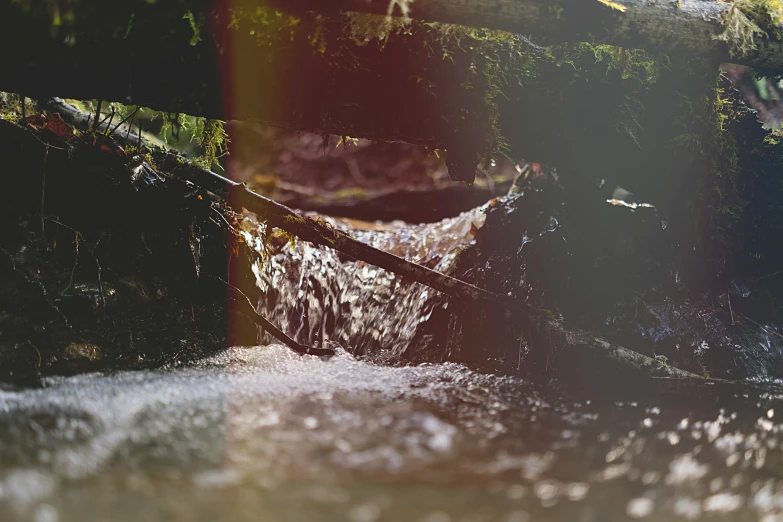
[1,344,782,522]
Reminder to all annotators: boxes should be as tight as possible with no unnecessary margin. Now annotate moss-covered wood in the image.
[0,1,779,182]
[272,0,783,70]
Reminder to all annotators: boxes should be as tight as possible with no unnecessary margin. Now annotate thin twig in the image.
[98,108,115,132]
[110,106,140,136]
[738,313,783,340]
[26,340,42,370]
[216,276,335,356]
[92,100,103,131]
[48,219,105,314]
[25,127,68,151]
[41,146,48,242]
[125,109,140,141]
[728,287,736,325]
[65,232,80,293]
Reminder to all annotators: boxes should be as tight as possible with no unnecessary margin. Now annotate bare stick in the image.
[98,107,115,132]
[218,277,335,356]
[110,106,139,136]
[41,146,48,241]
[738,314,783,341]
[92,100,103,131]
[728,288,736,325]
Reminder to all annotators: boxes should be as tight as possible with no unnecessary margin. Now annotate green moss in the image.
[193,118,229,170]
[714,0,783,56]
[182,10,202,46]
[674,82,744,259]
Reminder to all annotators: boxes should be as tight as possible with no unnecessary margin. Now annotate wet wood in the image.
[544,320,704,380]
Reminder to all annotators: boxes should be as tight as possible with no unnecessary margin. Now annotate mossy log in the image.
[1,1,780,184]
[274,0,783,70]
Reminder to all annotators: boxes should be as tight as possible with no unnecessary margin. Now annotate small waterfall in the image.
[241,206,488,358]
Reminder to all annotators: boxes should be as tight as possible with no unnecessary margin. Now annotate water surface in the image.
[2,345,783,522]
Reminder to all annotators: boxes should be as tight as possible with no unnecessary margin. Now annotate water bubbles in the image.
[335,439,353,453]
[518,452,554,481]
[703,492,743,513]
[418,511,451,522]
[33,504,58,522]
[349,502,382,522]
[533,479,561,506]
[564,482,589,502]
[504,511,531,522]
[673,497,702,520]
[506,484,527,500]
[2,469,57,513]
[726,453,741,467]
[191,468,241,489]
[758,417,775,432]
[626,497,655,518]
[665,454,708,485]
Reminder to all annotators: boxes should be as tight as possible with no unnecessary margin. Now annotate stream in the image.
[2,208,783,522]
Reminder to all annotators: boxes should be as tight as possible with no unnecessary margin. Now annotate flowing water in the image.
[2,209,783,522]
[242,206,487,358]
